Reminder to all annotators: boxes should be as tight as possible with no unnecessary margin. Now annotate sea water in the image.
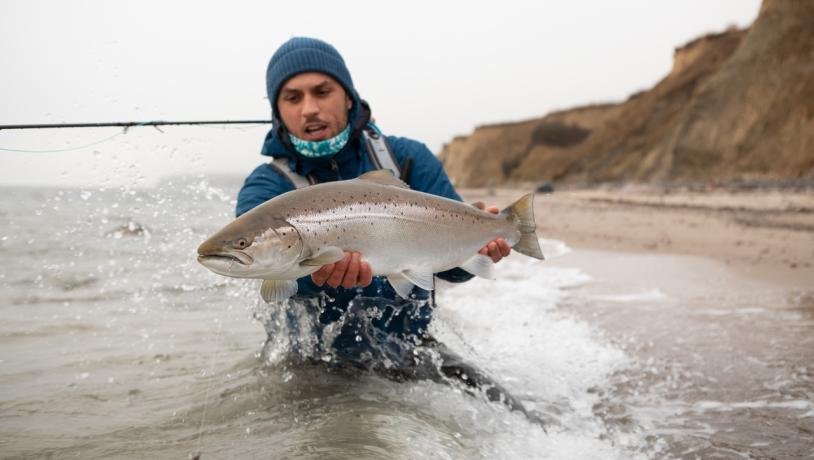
[1,177,810,459]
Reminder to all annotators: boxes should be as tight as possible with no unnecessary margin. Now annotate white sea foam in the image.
[538,237,572,259]
[695,307,769,317]
[432,251,645,458]
[590,288,669,303]
[692,399,814,412]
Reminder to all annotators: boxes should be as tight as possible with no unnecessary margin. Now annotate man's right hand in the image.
[311,251,373,289]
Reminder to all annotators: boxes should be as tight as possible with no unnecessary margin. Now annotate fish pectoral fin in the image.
[460,254,496,280]
[300,246,345,267]
[260,279,298,303]
[356,170,410,188]
[387,274,415,299]
[402,268,435,291]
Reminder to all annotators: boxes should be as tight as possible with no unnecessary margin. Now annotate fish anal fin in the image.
[460,254,495,280]
[357,170,409,188]
[402,268,435,291]
[260,279,298,303]
[387,274,415,299]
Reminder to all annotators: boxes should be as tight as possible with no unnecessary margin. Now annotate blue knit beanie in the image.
[266,37,358,120]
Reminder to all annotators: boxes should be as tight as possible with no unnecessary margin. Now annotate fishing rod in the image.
[0,120,271,130]
[0,120,273,153]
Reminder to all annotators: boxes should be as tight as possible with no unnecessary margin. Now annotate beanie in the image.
[265,37,358,120]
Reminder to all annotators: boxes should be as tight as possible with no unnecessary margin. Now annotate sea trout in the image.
[197,170,544,302]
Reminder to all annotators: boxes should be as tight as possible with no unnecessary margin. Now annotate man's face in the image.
[277,72,352,142]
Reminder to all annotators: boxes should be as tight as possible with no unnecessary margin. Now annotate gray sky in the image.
[0,0,760,187]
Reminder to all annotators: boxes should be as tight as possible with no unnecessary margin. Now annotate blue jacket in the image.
[236,114,473,354]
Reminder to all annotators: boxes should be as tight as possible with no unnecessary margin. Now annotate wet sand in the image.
[462,186,814,457]
[462,186,814,288]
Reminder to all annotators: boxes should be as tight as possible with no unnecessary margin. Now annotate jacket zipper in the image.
[331,159,340,180]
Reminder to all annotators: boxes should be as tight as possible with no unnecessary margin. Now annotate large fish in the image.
[197,170,544,302]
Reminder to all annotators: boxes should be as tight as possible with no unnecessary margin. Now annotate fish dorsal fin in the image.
[460,254,496,280]
[260,279,298,303]
[300,246,345,267]
[357,170,409,188]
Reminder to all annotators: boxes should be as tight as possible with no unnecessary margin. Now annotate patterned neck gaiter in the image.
[288,124,351,158]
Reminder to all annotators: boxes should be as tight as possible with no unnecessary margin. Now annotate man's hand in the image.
[311,251,373,289]
[474,203,512,263]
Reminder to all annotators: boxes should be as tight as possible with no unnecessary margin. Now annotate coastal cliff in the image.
[439,0,814,187]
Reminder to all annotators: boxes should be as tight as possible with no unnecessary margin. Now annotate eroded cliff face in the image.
[439,0,814,187]
[669,0,814,181]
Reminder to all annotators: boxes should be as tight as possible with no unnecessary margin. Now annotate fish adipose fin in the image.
[357,170,410,189]
[460,254,495,279]
[387,274,415,299]
[300,246,345,267]
[502,193,545,260]
[260,279,298,303]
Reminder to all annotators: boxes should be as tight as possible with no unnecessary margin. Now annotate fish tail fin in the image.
[502,193,545,260]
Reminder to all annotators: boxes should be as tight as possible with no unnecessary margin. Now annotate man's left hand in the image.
[475,204,511,263]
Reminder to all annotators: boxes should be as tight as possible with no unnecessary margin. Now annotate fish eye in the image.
[234,238,249,249]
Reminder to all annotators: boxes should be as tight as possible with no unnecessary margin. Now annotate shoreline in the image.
[459,186,814,289]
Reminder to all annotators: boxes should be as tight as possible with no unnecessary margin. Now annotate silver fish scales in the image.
[197,170,544,301]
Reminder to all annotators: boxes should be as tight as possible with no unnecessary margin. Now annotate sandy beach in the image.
[462,186,814,288]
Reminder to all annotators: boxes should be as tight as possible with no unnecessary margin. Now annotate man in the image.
[237,37,533,418]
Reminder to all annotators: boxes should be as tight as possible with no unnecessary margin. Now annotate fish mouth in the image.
[197,250,254,266]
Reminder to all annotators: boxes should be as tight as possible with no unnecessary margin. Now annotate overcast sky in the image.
[0,0,761,187]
